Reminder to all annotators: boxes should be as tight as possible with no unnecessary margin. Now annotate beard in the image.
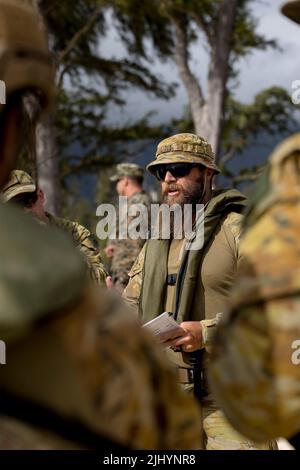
[162,174,205,207]
[161,175,205,238]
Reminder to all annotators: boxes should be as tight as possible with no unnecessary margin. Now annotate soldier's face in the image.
[161,166,207,206]
[116,177,127,196]
[24,189,45,220]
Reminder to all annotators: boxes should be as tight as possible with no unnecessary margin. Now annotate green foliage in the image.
[38,0,175,196]
[38,0,295,197]
[221,87,296,165]
[108,0,277,79]
[231,0,277,59]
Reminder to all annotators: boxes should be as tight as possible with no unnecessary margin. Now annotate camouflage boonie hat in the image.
[282,0,300,23]
[147,133,221,175]
[110,163,144,182]
[2,170,36,202]
[0,0,55,111]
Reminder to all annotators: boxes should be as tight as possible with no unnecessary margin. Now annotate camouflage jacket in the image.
[0,203,202,450]
[210,133,300,442]
[47,212,107,285]
[109,191,151,291]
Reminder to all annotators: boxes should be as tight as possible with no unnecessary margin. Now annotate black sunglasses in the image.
[154,163,199,181]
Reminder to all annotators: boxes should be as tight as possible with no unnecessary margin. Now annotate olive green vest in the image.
[140,189,247,324]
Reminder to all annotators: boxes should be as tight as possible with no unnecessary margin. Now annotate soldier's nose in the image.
[164,171,176,182]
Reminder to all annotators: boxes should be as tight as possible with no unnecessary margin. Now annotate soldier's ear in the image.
[205,169,215,190]
[38,189,46,204]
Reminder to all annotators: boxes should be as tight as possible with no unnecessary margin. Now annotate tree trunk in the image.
[36,114,60,215]
[30,1,60,215]
[173,18,205,136]
[173,0,237,159]
[205,0,238,159]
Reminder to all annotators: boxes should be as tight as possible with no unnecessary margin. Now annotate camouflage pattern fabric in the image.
[0,0,54,109]
[0,0,202,452]
[123,206,274,449]
[110,163,144,182]
[202,394,276,450]
[0,203,86,343]
[1,170,107,285]
[147,133,220,175]
[109,191,151,292]
[0,203,202,449]
[123,209,244,336]
[0,416,84,450]
[47,212,107,286]
[209,133,300,443]
[2,170,36,202]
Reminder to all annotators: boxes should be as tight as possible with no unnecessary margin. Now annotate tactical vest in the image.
[140,189,247,325]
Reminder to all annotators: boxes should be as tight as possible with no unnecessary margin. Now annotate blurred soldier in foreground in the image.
[0,0,202,450]
[105,163,151,292]
[2,170,108,285]
[123,133,274,449]
[209,0,300,449]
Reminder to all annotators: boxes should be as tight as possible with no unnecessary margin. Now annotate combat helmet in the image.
[0,0,55,113]
[282,0,300,24]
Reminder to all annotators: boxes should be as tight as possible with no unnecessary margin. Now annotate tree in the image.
[34,0,175,214]
[172,86,297,186]
[109,0,277,157]
[220,87,297,185]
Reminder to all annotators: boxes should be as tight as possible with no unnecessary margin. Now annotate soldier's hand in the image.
[105,246,114,258]
[165,321,203,352]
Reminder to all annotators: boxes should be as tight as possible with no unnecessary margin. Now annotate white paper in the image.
[143,312,184,340]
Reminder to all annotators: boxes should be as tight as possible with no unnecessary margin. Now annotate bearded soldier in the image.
[209,0,300,450]
[123,133,275,449]
[0,0,202,450]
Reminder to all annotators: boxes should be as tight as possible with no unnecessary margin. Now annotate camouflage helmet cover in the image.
[110,163,144,182]
[2,169,36,202]
[242,132,300,230]
[0,0,55,110]
[147,133,221,175]
[282,0,300,24]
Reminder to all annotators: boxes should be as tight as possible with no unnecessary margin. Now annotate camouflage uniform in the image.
[2,170,108,285]
[123,133,273,449]
[0,0,203,450]
[0,203,202,450]
[209,135,300,444]
[208,1,300,446]
[47,213,107,285]
[109,163,151,292]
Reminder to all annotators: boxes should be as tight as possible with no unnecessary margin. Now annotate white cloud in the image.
[237,0,300,101]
